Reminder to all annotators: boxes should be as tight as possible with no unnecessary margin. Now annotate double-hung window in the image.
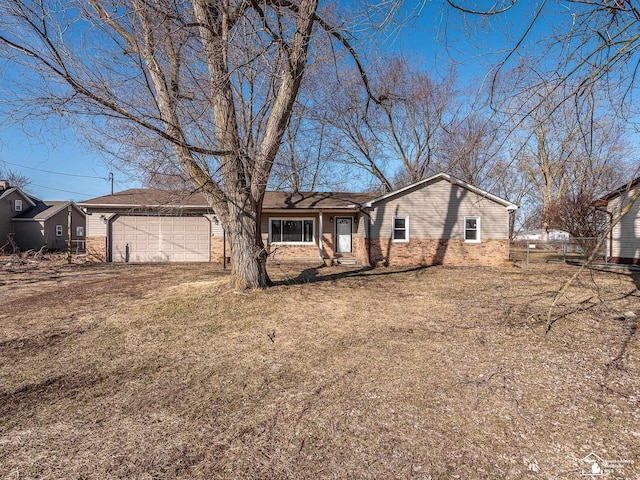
[270,219,314,244]
[464,216,480,242]
[14,199,22,212]
[392,216,409,242]
[55,225,63,237]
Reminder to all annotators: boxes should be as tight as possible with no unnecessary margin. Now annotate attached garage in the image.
[110,215,211,263]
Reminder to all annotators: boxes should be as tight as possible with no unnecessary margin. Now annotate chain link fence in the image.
[510,237,607,264]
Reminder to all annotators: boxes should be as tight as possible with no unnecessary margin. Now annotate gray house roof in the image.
[80,189,376,210]
[78,188,209,208]
[0,186,38,207]
[79,173,518,212]
[262,191,376,209]
[13,200,83,222]
[593,176,640,206]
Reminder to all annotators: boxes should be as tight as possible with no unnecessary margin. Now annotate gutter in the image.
[77,203,210,209]
[593,204,613,262]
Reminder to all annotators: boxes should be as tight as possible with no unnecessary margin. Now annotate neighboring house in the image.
[13,199,86,252]
[0,180,36,250]
[79,173,518,267]
[594,176,640,265]
[0,180,86,253]
[513,229,570,241]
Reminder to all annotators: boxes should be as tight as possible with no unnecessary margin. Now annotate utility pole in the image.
[109,172,114,195]
[67,204,72,264]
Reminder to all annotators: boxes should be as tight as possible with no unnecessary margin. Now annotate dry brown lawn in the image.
[0,257,639,479]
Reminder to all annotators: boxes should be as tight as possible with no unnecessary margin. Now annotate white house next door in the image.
[336,217,352,253]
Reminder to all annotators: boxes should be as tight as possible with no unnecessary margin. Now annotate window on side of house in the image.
[392,216,409,242]
[76,226,85,237]
[56,225,63,237]
[464,216,480,242]
[270,218,314,244]
[14,199,22,212]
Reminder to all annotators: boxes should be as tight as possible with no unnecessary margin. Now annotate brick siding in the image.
[211,236,225,262]
[266,242,320,262]
[368,238,509,267]
[86,236,107,262]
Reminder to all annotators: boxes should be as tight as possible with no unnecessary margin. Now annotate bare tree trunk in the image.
[226,205,270,289]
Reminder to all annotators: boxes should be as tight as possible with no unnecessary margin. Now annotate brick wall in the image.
[353,237,368,264]
[86,236,107,262]
[322,233,336,258]
[266,242,320,262]
[211,236,225,263]
[369,238,509,267]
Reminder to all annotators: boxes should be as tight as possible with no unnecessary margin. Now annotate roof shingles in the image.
[80,189,376,210]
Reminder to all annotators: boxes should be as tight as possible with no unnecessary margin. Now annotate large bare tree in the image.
[508,81,631,239]
[0,0,377,289]
[321,56,459,192]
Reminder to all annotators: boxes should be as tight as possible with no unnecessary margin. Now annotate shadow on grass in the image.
[272,264,431,286]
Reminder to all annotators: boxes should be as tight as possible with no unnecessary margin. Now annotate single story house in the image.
[594,176,640,265]
[0,180,86,253]
[78,173,518,267]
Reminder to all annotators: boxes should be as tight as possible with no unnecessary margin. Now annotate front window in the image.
[56,225,63,237]
[14,199,22,212]
[464,216,480,242]
[392,216,409,242]
[270,218,314,243]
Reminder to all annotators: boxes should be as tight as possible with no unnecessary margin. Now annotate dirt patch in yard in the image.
[0,259,639,479]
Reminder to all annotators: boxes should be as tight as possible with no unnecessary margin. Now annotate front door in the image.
[336,217,353,253]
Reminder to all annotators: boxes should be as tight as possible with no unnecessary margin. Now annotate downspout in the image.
[106,214,112,263]
[606,210,613,263]
[594,206,613,263]
[223,228,227,270]
[318,211,324,262]
[364,209,372,267]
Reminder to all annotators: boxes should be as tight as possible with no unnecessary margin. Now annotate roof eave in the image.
[363,173,516,208]
[263,205,362,212]
[0,187,38,206]
[79,203,210,209]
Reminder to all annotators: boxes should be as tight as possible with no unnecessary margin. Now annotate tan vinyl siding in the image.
[608,184,640,260]
[86,211,113,237]
[322,214,333,235]
[355,214,365,237]
[210,217,224,237]
[368,179,510,241]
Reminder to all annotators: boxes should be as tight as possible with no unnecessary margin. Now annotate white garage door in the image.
[111,215,210,262]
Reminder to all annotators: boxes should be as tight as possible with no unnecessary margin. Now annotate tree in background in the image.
[0,166,30,191]
[438,112,505,190]
[442,1,639,233]
[320,55,459,192]
[506,81,630,239]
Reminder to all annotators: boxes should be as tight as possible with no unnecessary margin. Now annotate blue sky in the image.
[0,2,564,201]
[0,125,136,201]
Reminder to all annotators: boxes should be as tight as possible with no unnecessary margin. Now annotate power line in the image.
[31,183,95,197]
[1,160,107,179]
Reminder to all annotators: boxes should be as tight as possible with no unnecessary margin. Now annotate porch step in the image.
[334,257,358,265]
